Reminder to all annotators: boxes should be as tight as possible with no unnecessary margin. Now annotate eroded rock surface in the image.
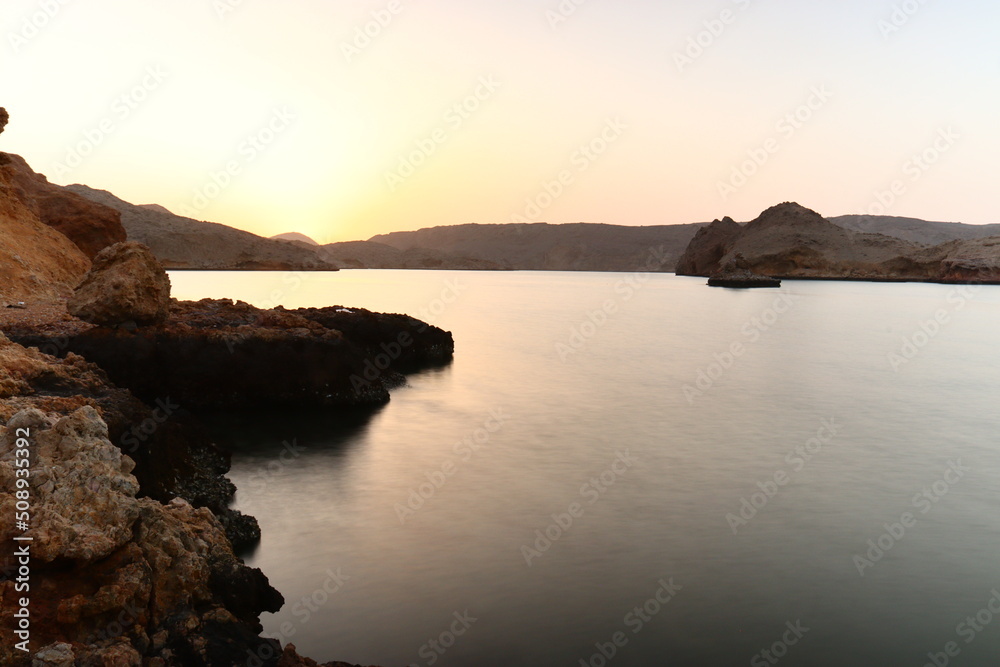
[0,406,282,666]
[0,332,254,549]
[67,241,172,327]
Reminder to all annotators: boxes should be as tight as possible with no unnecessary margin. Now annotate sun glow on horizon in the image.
[3,0,998,241]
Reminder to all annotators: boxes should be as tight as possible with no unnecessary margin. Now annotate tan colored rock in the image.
[0,405,282,666]
[0,407,140,563]
[0,161,90,303]
[67,241,171,327]
[1,153,126,259]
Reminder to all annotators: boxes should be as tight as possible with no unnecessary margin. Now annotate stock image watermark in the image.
[510,117,627,223]
[878,0,932,38]
[853,459,969,576]
[213,0,247,19]
[751,620,810,667]
[546,0,589,29]
[385,76,501,192]
[888,284,980,371]
[673,0,754,72]
[922,589,1000,667]
[245,567,349,667]
[578,578,682,666]
[51,65,168,179]
[717,85,833,201]
[410,610,478,667]
[556,245,670,361]
[8,0,72,53]
[683,292,798,404]
[520,449,639,566]
[180,106,296,217]
[119,397,180,453]
[341,0,406,62]
[859,126,959,219]
[394,408,508,524]
[10,424,33,653]
[239,439,306,511]
[726,418,840,534]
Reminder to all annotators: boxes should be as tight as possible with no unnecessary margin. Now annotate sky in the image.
[2,0,998,243]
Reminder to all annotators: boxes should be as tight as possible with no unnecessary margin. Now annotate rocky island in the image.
[677,202,1000,283]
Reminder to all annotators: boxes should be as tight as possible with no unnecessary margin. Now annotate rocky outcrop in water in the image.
[67,241,172,327]
[677,202,1000,283]
[5,298,454,410]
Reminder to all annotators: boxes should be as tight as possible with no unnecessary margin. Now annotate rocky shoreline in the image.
[0,108,416,663]
[1,293,443,665]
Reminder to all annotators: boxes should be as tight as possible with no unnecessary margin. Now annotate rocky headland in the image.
[677,202,1000,283]
[0,109,414,665]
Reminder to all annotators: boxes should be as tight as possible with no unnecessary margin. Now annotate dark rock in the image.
[707,254,781,288]
[7,298,453,410]
[675,216,743,276]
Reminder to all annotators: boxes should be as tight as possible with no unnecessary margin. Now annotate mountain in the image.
[678,202,1000,283]
[370,222,706,272]
[67,185,337,271]
[271,232,320,245]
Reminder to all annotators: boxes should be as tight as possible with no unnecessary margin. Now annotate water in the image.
[170,270,1000,667]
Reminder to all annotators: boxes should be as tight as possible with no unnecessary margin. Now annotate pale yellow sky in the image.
[3,0,997,242]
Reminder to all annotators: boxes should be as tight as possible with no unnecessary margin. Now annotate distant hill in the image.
[370,222,707,272]
[316,240,508,270]
[271,232,320,246]
[67,185,337,271]
[829,215,1000,246]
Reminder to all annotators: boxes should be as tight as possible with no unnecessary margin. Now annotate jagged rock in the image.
[675,216,743,276]
[67,241,171,327]
[0,108,8,135]
[0,153,126,259]
[0,407,283,667]
[0,407,140,563]
[0,331,247,547]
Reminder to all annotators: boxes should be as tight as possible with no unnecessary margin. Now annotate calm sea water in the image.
[170,270,1000,667]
